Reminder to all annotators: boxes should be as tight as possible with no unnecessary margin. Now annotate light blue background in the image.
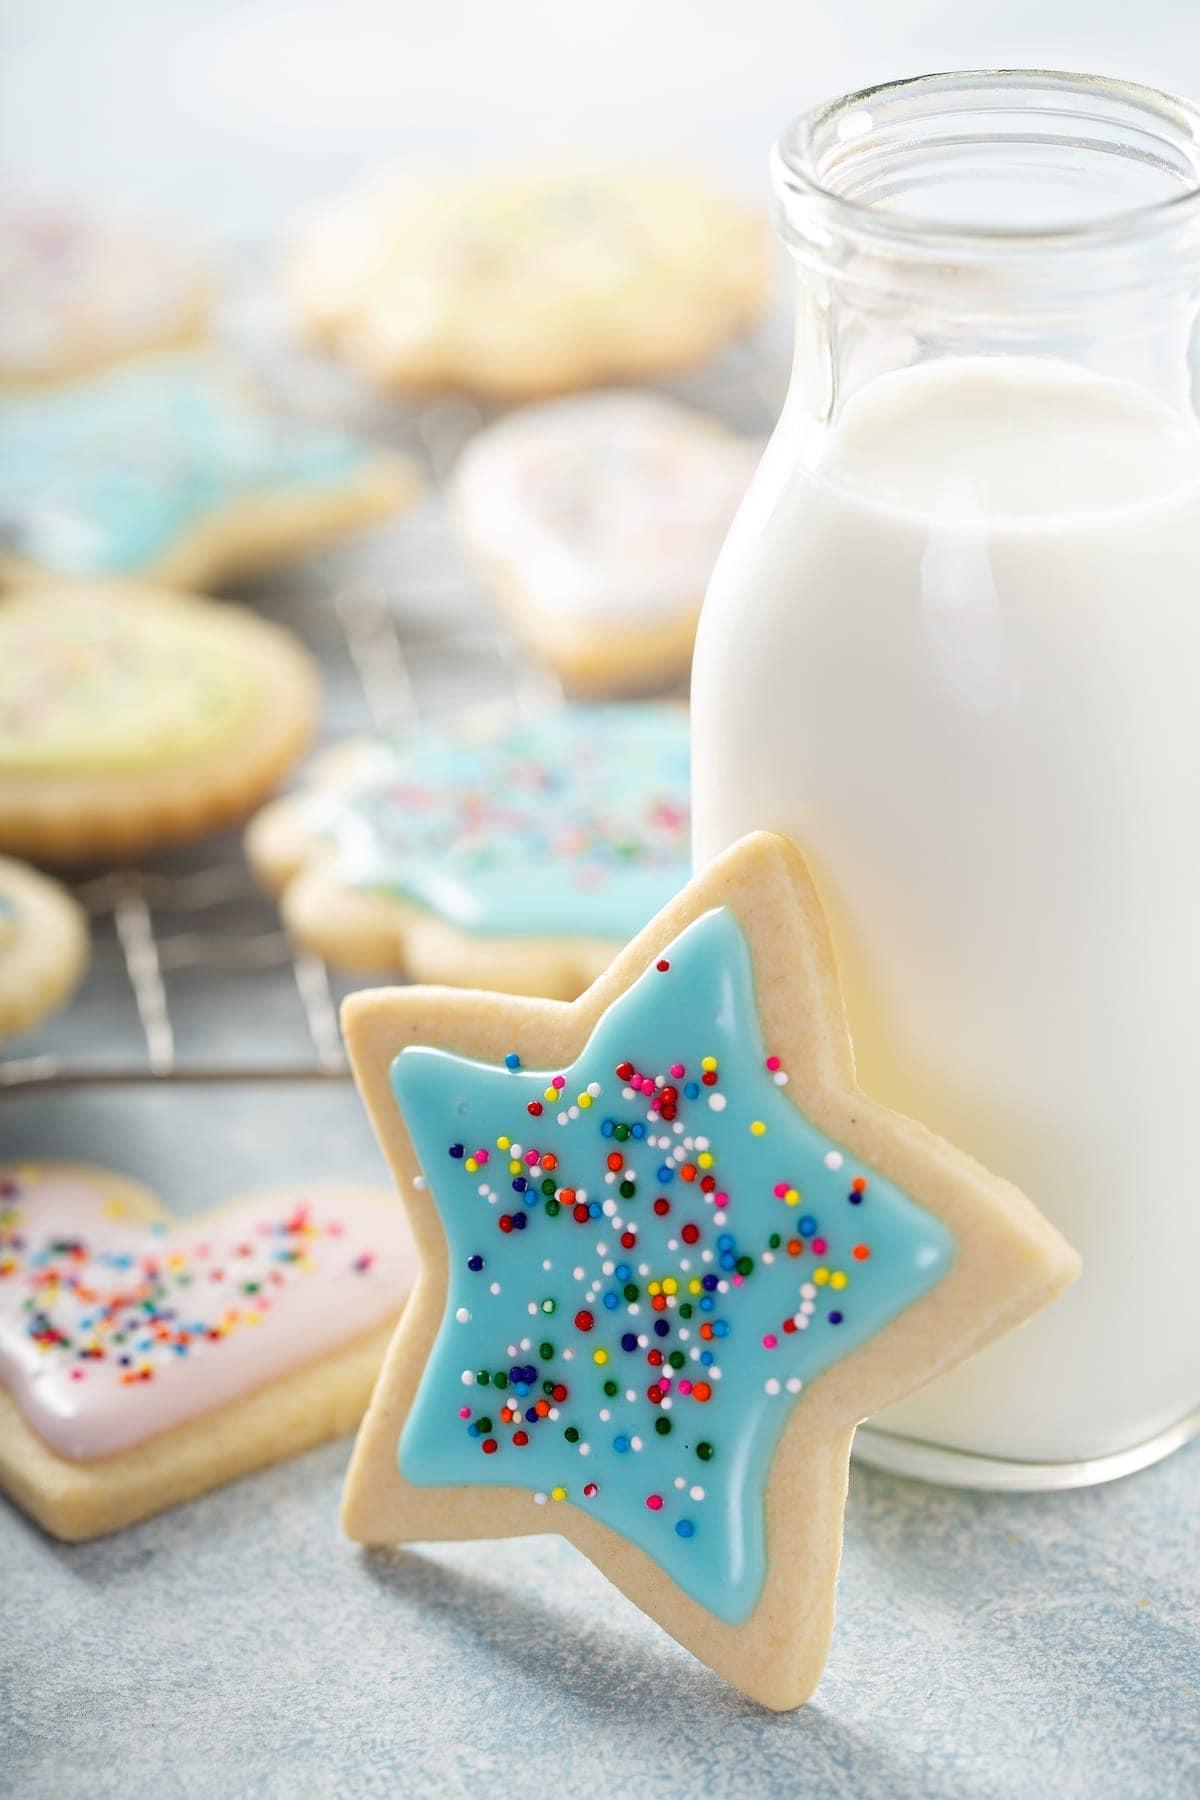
[4,1433,1196,1798]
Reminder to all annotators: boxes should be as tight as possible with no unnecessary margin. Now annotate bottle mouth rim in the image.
[774,69,1200,255]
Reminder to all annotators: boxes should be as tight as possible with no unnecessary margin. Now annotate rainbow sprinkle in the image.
[391,907,956,1623]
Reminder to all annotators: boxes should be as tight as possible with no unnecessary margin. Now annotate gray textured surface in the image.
[4,1436,1197,1797]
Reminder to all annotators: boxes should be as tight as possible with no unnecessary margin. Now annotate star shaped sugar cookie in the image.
[341,832,1078,1709]
[0,351,420,588]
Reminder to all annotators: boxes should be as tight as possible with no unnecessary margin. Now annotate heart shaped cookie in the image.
[0,1161,418,1540]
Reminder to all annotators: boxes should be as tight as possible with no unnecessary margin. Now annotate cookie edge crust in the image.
[288,171,770,398]
[0,856,89,1042]
[342,285,766,400]
[0,283,212,391]
[456,542,699,697]
[0,1320,398,1541]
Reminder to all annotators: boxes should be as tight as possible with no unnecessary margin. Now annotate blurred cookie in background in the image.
[0,583,318,864]
[0,855,89,1044]
[0,204,212,388]
[0,351,422,588]
[287,163,769,399]
[453,392,759,695]
[247,701,690,999]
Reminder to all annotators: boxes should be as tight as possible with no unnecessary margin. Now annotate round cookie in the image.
[0,351,422,587]
[452,393,760,695]
[0,1160,419,1539]
[247,703,690,998]
[0,204,210,387]
[0,584,319,864]
[0,856,88,1043]
[288,164,769,398]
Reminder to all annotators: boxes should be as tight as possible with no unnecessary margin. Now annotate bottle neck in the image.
[784,259,1200,438]
[775,71,1200,433]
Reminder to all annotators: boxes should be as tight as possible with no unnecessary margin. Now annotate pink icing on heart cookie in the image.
[0,1163,418,1461]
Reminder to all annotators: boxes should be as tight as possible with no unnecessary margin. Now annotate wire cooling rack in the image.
[0,329,786,1101]
[0,601,564,1094]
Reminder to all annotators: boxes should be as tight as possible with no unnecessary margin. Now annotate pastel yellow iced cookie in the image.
[289,164,770,398]
[0,584,319,864]
[0,351,422,588]
[0,204,211,387]
[339,832,1078,1709]
[0,1161,420,1540]
[0,856,88,1043]
[453,392,760,695]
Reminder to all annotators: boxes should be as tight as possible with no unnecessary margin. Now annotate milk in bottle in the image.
[692,73,1200,1480]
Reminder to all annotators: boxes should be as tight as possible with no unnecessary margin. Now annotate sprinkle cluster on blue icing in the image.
[327,704,690,942]
[392,908,956,1623]
[0,353,373,576]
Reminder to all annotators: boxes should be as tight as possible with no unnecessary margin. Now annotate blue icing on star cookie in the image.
[390,907,956,1623]
[327,704,690,941]
[0,353,375,576]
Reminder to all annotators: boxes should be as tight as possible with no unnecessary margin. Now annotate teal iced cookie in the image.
[0,351,419,586]
[247,703,691,997]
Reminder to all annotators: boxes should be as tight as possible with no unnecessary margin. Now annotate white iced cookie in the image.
[453,393,760,694]
[0,857,88,1044]
[289,164,769,398]
[0,1161,420,1540]
[0,205,211,387]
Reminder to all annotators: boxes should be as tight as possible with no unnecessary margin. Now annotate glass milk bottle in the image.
[692,72,1200,1487]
